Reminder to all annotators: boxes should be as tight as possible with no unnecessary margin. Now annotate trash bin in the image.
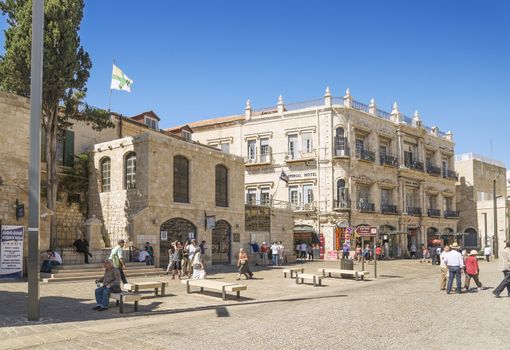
[341,258,353,270]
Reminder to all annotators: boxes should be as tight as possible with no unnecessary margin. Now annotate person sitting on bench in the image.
[93,259,121,311]
[40,250,62,273]
[73,230,93,264]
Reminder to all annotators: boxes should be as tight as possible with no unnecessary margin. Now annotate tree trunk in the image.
[45,108,59,249]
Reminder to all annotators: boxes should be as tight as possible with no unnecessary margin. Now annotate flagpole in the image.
[108,58,115,111]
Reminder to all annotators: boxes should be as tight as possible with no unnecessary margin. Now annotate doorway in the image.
[159,218,197,267]
[212,220,231,264]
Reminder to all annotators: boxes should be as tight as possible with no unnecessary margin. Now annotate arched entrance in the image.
[212,220,231,265]
[159,218,197,267]
[379,225,396,258]
[464,228,478,248]
[442,228,455,246]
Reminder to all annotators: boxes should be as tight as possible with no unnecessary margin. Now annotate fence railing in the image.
[444,210,459,218]
[381,204,398,214]
[426,165,442,176]
[428,208,441,217]
[407,207,422,216]
[356,149,375,162]
[357,201,375,212]
[380,154,398,167]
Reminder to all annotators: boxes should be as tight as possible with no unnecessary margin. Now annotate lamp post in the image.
[493,175,499,259]
[481,212,487,247]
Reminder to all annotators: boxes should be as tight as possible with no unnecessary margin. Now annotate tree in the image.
[0,0,113,241]
[59,152,90,216]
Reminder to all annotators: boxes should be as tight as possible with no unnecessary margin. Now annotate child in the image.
[464,250,483,291]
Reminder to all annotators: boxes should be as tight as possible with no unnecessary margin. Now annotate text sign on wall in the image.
[355,226,378,237]
[0,225,24,279]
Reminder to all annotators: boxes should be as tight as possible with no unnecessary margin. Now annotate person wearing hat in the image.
[464,250,483,291]
[493,241,510,298]
[443,242,464,294]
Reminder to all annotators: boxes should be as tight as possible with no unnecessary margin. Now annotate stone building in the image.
[455,153,509,251]
[183,88,459,258]
[88,131,247,267]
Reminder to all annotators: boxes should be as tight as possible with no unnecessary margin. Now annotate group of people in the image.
[165,239,205,280]
[295,242,314,261]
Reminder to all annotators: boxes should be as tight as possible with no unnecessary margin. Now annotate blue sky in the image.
[1,0,509,167]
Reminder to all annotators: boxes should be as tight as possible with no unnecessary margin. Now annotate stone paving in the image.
[0,259,508,349]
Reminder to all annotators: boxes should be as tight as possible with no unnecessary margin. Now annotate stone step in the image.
[42,269,166,283]
[53,262,145,270]
[46,268,160,279]
[51,264,153,275]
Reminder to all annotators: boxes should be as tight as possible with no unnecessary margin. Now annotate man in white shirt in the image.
[443,242,464,294]
[484,245,492,262]
[439,245,450,290]
[270,242,280,266]
[300,242,307,260]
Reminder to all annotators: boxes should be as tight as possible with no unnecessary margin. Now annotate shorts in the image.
[171,261,181,270]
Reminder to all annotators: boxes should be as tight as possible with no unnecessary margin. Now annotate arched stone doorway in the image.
[464,228,478,248]
[379,225,396,258]
[159,218,197,267]
[212,220,231,265]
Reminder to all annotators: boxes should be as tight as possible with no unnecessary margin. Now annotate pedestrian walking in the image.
[342,243,350,259]
[278,241,285,265]
[410,244,417,259]
[439,245,450,291]
[187,239,198,278]
[493,242,510,298]
[181,239,190,278]
[168,241,183,279]
[444,242,464,294]
[464,250,483,291]
[300,242,307,260]
[260,242,269,266]
[307,245,313,261]
[109,239,128,284]
[484,245,492,262]
[192,250,205,279]
[236,248,253,280]
[375,246,382,260]
[295,242,301,260]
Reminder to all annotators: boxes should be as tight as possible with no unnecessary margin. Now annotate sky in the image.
[1,0,509,167]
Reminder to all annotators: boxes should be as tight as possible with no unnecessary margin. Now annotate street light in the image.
[493,175,500,259]
[481,212,487,247]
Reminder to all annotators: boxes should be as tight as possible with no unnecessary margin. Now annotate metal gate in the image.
[211,220,231,265]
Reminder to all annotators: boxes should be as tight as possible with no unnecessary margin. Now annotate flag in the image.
[111,64,133,92]
[279,170,289,183]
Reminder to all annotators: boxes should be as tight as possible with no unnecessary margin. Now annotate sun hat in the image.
[469,250,478,256]
[450,242,460,249]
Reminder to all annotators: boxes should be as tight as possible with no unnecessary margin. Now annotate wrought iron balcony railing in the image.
[357,201,375,212]
[444,210,459,218]
[381,204,398,214]
[334,198,351,210]
[427,208,441,217]
[443,170,458,180]
[404,160,424,172]
[407,207,422,216]
[380,154,398,167]
[356,149,375,162]
[426,165,441,176]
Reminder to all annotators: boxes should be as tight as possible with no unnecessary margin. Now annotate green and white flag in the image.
[111,64,133,92]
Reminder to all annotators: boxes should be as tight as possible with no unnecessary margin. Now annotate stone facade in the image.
[186,88,459,258]
[455,153,508,250]
[89,131,246,267]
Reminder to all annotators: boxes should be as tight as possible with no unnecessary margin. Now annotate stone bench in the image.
[295,273,323,286]
[182,279,247,300]
[124,281,168,296]
[318,268,369,281]
[110,292,142,313]
[282,267,304,278]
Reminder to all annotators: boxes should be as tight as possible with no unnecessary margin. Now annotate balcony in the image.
[443,170,458,181]
[356,149,375,162]
[444,210,459,218]
[245,151,272,167]
[404,160,424,172]
[380,154,398,167]
[334,198,351,210]
[407,207,422,216]
[285,151,315,163]
[381,204,398,214]
[426,165,442,176]
[357,201,375,212]
[291,202,317,212]
[427,208,441,217]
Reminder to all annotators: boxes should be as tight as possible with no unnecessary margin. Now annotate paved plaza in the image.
[0,259,508,350]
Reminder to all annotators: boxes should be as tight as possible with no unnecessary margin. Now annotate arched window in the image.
[173,155,189,203]
[335,127,348,156]
[125,152,136,189]
[100,157,111,192]
[215,164,228,207]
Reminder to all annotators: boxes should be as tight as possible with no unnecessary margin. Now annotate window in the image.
[182,130,191,141]
[428,195,437,209]
[303,184,314,204]
[260,187,270,206]
[220,143,230,153]
[404,143,417,166]
[335,127,347,153]
[288,134,298,159]
[381,189,392,205]
[247,140,257,160]
[144,117,158,130]
[379,144,388,158]
[355,137,365,154]
[260,138,269,162]
[289,186,299,205]
[426,151,434,168]
[336,179,348,207]
[405,188,420,208]
[357,184,370,203]
[173,155,189,203]
[246,188,257,205]
[215,165,228,207]
[444,197,452,211]
[442,155,449,175]
[100,157,111,192]
[302,133,313,153]
[125,152,136,189]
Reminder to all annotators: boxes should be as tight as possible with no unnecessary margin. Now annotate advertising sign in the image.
[355,226,378,237]
[0,225,24,279]
[319,234,325,259]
